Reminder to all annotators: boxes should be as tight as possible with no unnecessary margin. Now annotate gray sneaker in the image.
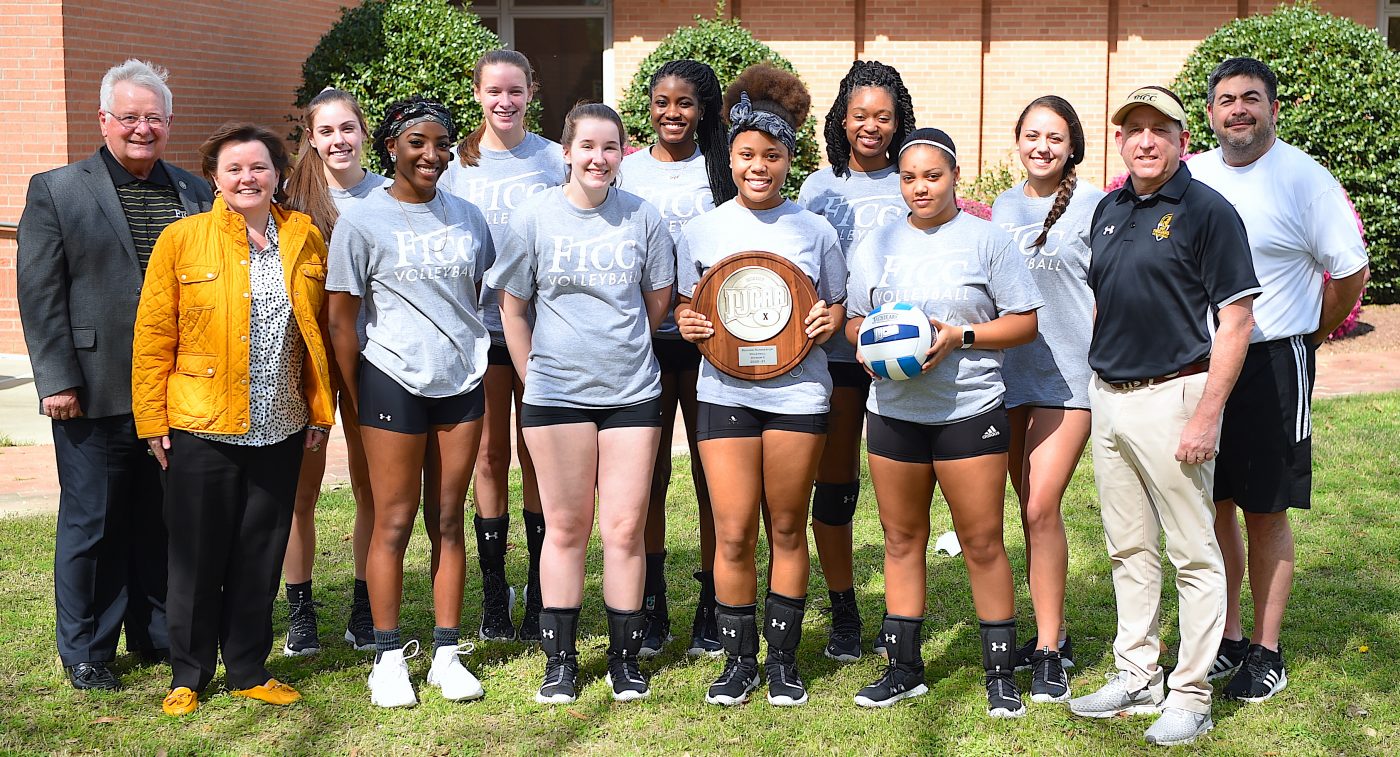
[1144,707,1213,746]
[1069,671,1163,718]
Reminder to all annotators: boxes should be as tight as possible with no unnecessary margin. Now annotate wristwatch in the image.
[960,326,975,350]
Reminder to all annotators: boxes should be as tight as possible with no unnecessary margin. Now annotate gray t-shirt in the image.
[676,200,848,415]
[991,181,1103,409]
[485,186,676,409]
[441,133,566,344]
[621,146,716,339]
[329,170,390,347]
[326,186,494,398]
[798,165,907,363]
[847,212,1043,424]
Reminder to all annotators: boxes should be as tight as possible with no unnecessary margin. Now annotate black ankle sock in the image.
[285,580,312,604]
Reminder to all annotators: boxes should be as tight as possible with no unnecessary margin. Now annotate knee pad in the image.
[811,481,859,527]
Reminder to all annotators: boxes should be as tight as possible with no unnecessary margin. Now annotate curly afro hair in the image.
[723,64,811,130]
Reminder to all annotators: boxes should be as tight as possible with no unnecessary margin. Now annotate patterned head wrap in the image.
[727,92,797,155]
[384,99,458,142]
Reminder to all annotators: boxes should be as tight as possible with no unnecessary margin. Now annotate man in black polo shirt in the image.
[17,59,211,690]
[1066,86,1259,747]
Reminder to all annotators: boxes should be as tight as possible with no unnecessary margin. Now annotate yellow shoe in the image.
[162,687,198,716]
[231,678,301,706]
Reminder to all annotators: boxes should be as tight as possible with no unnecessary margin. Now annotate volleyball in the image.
[857,302,934,381]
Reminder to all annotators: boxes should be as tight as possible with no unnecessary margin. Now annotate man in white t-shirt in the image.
[1191,57,1369,704]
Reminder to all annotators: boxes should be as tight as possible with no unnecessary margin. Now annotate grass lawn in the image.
[1,393,1397,755]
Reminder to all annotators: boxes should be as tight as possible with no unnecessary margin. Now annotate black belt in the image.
[1104,360,1210,390]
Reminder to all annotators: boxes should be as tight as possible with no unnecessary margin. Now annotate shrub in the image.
[618,10,821,198]
[295,0,532,149]
[1172,2,1400,303]
[958,160,1022,207]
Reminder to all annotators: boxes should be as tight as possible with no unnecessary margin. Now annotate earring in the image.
[389,152,397,162]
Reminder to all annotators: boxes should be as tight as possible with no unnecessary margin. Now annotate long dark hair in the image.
[459,49,538,167]
[284,88,369,238]
[1014,95,1085,249]
[824,60,916,177]
[648,60,735,204]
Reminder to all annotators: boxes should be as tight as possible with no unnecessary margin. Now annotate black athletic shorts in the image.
[358,359,485,434]
[519,397,664,430]
[1214,334,1316,513]
[866,404,1010,464]
[486,342,512,367]
[829,360,873,392]
[654,337,701,375]
[695,401,828,440]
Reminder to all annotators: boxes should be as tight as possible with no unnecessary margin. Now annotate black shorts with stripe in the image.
[866,404,1010,464]
[1214,335,1316,513]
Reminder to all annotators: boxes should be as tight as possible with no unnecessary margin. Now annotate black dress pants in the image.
[164,430,303,692]
[52,414,168,666]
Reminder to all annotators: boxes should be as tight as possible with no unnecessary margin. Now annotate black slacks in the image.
[164,430,303,692]
[52,414,168,666]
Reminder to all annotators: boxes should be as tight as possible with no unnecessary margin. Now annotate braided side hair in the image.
[1014,95,1085,249]
[649,60,735,204]
[824,60,916,178]
[371,96,456,175]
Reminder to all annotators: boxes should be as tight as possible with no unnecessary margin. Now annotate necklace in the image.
[392,190,446,252]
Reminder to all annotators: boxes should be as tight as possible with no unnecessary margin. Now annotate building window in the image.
[1384,0,1400,50]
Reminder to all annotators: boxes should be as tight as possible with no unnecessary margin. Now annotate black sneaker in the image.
[822,592,863,662]
[345,593,374,651]
[986,671,1027,718]
[1224,644,1288,703]
[518,584,542,643]
[283,599,321,657]
[479,572,516,642]
[765,650,808,706]
[688,573,723,657]
[535,652,579,704]
[606,653,650,701]
[1207,636,1250,682]
[1014,634,1074,672]
[854,661,927,708]
[639,600,672,659]
[1029,647,1071,703]
[705,655,760,706]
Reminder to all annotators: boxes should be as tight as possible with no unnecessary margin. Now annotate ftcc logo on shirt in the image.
[392,223,477,282]
[544,228,643,288]
[1003,221,1068,271]
[815,194,904,244]
[1152,213,1174,241]
[463,170,552,223]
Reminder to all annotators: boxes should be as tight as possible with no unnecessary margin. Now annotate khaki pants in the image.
[1089,373,1225,714]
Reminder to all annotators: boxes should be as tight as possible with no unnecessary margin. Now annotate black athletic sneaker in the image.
[765,650,808,706]
[639,597,672,658]
[1223,644,1288,703]
[1014,634,1074,672]
[705,655,760,706]
[518,584,542,643]
[283,599,321,657]
[1029,647,1071,703]
[986,672,1027,718]
[535,652,579,704]
[688,572,722,657]
[606,653,650,701]
[822,590,862,662]
[345,593,374,651]
[1207,636,1250,682]
[854,661,927,708]
[479,571,516,642]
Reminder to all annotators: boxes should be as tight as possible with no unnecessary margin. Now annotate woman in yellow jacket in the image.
[131,123,334,717]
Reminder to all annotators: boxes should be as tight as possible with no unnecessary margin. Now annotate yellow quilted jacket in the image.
[132,197,334,439]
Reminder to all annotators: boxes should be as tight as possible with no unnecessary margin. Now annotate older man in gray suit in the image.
[18,59,212,690]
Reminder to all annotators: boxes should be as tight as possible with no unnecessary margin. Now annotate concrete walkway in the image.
[4,350,1399,516]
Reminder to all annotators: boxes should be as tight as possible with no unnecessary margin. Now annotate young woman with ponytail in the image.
[796,60,915,663]
[440,50,566,644]
[619,59,734,660]
[281,88,388,656]
[990,95,1104,705]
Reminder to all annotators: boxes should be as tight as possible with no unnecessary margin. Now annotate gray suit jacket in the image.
[17,149,213,419]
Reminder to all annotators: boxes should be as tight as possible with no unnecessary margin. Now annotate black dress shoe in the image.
[67,662,120,690]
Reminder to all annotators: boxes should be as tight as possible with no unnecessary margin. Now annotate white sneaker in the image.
[1144,706,1214,746]
[427,642,485,701]
[368,640,419,708]
[1069,670,1163,718]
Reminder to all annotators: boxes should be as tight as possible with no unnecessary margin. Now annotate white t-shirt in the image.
[1190,140,1368,343]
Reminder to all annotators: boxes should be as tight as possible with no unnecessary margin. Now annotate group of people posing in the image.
[18,49,1367,747]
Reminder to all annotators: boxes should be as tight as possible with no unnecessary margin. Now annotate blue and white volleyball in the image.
[857,302,933,381]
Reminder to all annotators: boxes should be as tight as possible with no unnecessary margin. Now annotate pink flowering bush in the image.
[957,198,992,220]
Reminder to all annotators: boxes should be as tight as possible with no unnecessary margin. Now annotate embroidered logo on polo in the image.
[460,169,552,226]
[813,194,905,245]
[391,224,479,283]
[1152,213,1174,241]
[544,228,644,288]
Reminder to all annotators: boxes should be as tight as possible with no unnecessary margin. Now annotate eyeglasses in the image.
[105,111,170,129]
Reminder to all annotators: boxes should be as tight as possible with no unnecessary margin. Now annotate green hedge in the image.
[618,13,821,199]
[1173,2,1400,302]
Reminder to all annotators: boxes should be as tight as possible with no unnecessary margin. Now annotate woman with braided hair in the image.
[676,64,846,707]
[991,95,1104,705]
[797,59,915,663]
[620,59,734,659]
[326,96,496,707]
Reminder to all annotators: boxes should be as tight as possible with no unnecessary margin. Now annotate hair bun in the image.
[723,64,810,129]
